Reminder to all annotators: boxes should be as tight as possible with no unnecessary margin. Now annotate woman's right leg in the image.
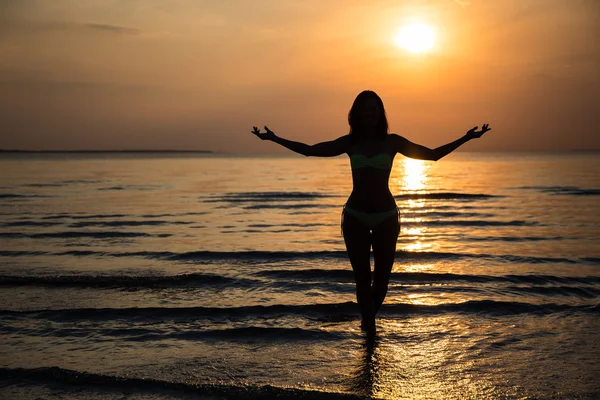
[342,210,375,331]
[371,213,400,314]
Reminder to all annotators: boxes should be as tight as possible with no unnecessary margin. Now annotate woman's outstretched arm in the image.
[392,124,491,161]
[252,126,349,157]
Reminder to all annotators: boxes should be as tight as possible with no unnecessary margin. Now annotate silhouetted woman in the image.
[252,90,490,334]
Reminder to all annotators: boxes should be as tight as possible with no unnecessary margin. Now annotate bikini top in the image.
[350,153,393,170]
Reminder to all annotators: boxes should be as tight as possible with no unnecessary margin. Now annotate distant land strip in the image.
[0,149,213,153]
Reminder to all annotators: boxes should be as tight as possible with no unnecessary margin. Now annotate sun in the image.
[395,23,436,53]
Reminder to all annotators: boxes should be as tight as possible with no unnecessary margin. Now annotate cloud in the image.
[83,23,141,35]
[0,19,141,36]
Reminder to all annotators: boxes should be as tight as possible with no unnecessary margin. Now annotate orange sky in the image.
[1,0,598,152]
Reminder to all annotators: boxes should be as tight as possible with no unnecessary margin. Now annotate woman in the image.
[252,90,490,334]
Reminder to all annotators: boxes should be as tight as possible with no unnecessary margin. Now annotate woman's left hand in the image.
[466,124,491,139]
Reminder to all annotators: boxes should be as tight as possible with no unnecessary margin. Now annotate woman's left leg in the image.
[342,210,375,330]
[370,214,400,314]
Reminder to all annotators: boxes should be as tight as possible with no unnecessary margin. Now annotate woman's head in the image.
[348,90,389,141]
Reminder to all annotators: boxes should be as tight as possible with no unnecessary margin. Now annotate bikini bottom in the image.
[341,204,399,233]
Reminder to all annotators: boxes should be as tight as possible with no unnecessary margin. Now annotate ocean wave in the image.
[161,250,349,261]
[248,223,326,228]
[0,366,360,399]
[0,217,554,230]
[242,204,336,210]
[141,212,209,217]
[203,191,336,203]
[37,211,208,220]
[1,221,63,227]
[254,270,600,285]
[0,249,596,265]
[41,213,128,220]
[0,220,193,228]
[20,183,65,187]
[519,186,600,196]
[465,235,571,242]
[3,271,599,299]
[503,285,600,298]
[2,301,597,322]
[0,231,172,239]
[8,216,537,228]
[0,325,346,342]
[0,272,259,289]
[0,193,53,199]
[21,180,105,187]
[0,193,33,198]
[402,219,542,227]
[97,185,163,191]
[169,326,344,341]
[67,220,194,227]
[400,211,496,218]
[0,302,359,322]
[395,192,500,201]
[582,257,600,264]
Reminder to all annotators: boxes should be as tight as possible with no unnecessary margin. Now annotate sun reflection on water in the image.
[392,263,436,274]
[400,158,430,192]
[348,317,502,399]
[404,227,424,236]
[404,241,431,252]
[394,158,436,253]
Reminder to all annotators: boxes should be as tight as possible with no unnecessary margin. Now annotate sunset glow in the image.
[395,23,436,53]
[0,1,598,152]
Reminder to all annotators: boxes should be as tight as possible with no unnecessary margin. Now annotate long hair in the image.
[348,90,389,142]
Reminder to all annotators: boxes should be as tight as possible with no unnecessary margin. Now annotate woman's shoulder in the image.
[387,133,405,141]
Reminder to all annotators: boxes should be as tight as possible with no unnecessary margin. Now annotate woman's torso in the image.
[346,136,396,212]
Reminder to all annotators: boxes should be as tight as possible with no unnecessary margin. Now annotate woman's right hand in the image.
[252,126,276,141]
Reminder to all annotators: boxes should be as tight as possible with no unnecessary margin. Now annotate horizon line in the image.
[0,149,215,153]
[1,149,599,154]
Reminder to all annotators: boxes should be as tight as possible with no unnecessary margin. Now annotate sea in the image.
[0,151,599,399]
